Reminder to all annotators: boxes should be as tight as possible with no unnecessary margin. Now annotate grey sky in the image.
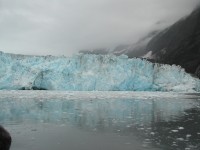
[0,0,199,56]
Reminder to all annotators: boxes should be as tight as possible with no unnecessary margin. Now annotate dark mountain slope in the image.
[146,7,200,76]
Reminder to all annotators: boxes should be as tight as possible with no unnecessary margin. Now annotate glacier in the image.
[0,51,199,92]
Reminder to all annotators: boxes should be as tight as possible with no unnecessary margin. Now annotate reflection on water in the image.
[0,92,200,150]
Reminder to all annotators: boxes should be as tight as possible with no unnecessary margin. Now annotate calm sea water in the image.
[0,91,200,150]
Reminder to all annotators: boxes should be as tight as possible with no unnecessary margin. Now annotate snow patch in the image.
[142,51,153,59]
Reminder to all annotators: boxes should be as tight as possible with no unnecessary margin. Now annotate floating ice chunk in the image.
[186,134,192,138]
[176,138,184,141]
[171,130,179,133]
[178,127,184,130]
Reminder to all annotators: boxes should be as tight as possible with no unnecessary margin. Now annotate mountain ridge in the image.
[146,6,200,78]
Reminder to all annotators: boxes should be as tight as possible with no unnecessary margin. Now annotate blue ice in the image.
[0,51,199,92]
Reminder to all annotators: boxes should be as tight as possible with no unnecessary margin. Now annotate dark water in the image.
[0,92,200,150]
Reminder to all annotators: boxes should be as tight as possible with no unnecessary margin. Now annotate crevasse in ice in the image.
[0,51,199,92]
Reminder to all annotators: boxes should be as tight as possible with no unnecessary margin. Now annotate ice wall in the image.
[0,51,199,92]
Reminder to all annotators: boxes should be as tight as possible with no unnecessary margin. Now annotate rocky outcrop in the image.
[195,65,200,78]
[0,125,11,150]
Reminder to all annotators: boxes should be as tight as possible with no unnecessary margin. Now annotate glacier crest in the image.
[0,52,199,92]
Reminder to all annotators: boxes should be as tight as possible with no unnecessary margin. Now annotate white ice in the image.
[0,51,199,92]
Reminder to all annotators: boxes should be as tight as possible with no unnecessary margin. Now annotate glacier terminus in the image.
[0,51,199,92]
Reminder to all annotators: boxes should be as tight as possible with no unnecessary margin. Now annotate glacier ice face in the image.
[0,51,199,92]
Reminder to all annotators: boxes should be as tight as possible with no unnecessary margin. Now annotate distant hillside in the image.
[145,6,200,78]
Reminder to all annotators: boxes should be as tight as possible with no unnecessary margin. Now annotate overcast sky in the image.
[0,0,199,56]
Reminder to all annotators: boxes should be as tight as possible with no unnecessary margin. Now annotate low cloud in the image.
[0,0,199,56]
